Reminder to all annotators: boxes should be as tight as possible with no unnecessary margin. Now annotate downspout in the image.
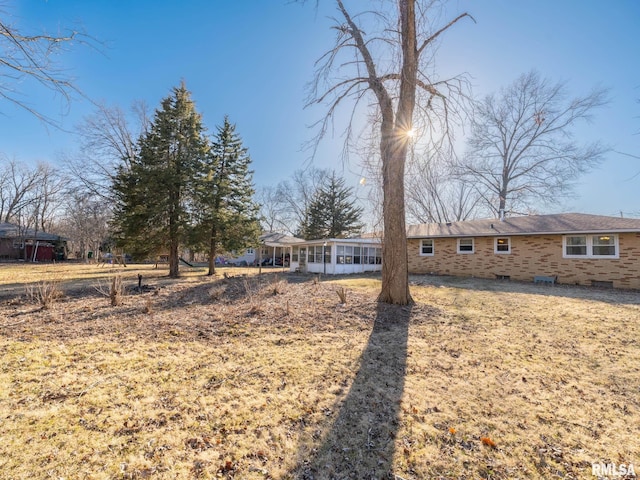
[32,241,39,262]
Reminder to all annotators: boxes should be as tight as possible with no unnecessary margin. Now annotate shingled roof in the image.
[259,232,305,246]
[0,222,64,242]
[406,213,640,238]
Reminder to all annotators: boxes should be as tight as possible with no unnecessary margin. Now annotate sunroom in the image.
[289,238,383,275]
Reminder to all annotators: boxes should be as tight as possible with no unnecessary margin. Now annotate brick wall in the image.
[407,233,640,289]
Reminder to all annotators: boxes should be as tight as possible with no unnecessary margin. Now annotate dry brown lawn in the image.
[0,263,639,479]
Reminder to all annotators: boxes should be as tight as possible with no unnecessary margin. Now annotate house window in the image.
[345,246,353,264]
[306,245,326,263]
[494,237,510,254]
[362,247,372,264]
[457,238,474,254]
[420,239,434,256]
[292,247,299,262]
[353,246,361,264]
[592,235,616,256]
[324,245,331,263]
[359,247,381,264]
[336,245,354,264]
[565,236,587,256]
[563,235,619,258]
[246,248,254,254]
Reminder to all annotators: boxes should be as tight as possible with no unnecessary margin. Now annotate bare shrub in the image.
[110,275,123,306]
[271,276,285,295]
[95,275,124,306]
[243,277,260,301]
[25,280,63,309]
[336,286,347,304]
[143,297,153,314]
[209,285,226,301]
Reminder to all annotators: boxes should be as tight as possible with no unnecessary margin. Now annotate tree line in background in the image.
[0,82,366,275]
[0,0,621,300]
[390,69,608,225]
[0,68,611,275]
[258,167,364,239]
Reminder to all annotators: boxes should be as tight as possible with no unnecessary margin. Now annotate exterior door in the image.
[299,248,307,273]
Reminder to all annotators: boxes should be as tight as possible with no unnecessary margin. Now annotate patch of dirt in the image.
[0,274,437,343]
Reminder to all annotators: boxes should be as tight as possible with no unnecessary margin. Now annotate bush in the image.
[26,280,63,309]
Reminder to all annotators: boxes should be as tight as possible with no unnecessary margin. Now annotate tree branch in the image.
[418,13,475,55]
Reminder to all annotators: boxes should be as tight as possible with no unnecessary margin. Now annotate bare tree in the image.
[0,158,66,260]
[64,102,149,201]
[23,162,66,233]
[57,191,110,261]
[257,185,288,233]
[0,5,88,122]
[274,167,330,236]
[406,151,484,223]
[307,0,472,304]
[0,157,41,223]
[458,70,609,217]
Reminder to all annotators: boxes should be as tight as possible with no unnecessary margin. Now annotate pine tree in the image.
[112,82,208,277]
[193,116,260,275]
[302,172,363,239]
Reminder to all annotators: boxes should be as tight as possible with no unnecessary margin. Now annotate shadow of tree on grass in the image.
[291,302,412,479]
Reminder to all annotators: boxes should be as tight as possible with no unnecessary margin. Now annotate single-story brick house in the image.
[406,213,640,289]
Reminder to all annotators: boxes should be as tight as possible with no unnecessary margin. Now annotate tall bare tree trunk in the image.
[378,0,417,305]
[311,0,471,304]
[379,131,411,304]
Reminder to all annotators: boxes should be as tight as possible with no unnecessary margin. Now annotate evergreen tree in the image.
[112,82,208,277]
[302,172,363,239]
[193,116,260,275]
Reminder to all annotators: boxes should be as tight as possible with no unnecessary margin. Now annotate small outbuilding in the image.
[0,222,66,261]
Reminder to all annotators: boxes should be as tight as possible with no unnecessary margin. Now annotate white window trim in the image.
[562,234,619,259]
[457,238,474,254]
[420,239,434,256]
[494,237,511,254]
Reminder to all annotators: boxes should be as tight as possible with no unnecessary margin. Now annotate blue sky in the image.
[2,0,639,218]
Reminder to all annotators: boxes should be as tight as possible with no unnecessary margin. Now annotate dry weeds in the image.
[0,265,639,479]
